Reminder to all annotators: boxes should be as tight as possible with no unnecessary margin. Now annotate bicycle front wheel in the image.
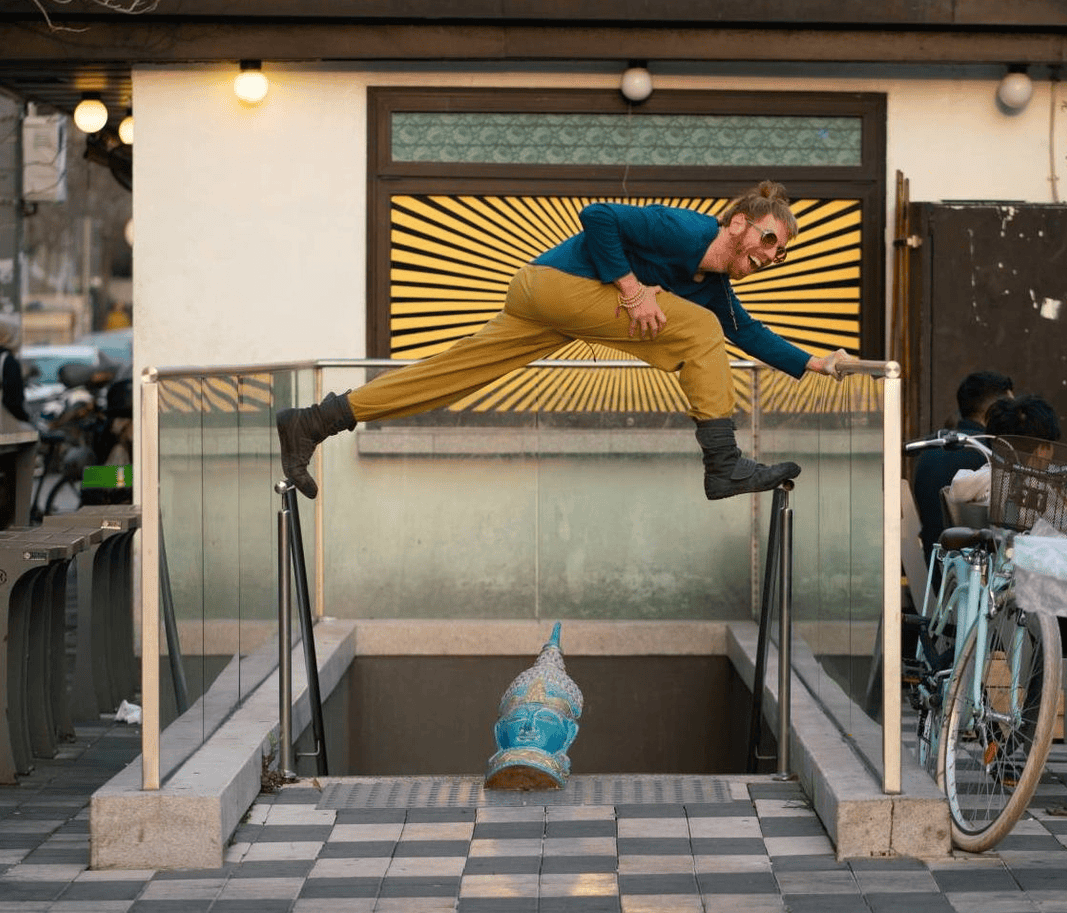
[939,604,1061,852]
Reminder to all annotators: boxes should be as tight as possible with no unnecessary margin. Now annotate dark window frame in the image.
[367,86,887,359]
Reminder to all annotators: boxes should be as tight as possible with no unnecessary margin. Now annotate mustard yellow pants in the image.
[348,265,736,423]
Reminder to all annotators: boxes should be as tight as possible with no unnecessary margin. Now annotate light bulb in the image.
[997,71,1033,111]
[620,67,653,104]
[234,62,269,105]
[73,96,108,133]
[118,111,134,144]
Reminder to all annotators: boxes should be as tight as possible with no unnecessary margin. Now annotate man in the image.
[278,180,852,500]
[912,370,1014,562]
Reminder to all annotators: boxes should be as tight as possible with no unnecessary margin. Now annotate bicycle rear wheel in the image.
[938,603,1061,852]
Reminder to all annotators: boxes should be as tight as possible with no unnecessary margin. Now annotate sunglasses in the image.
[744,218,788,263]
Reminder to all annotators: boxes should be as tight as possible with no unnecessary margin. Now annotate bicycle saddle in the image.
[939,526,997,551]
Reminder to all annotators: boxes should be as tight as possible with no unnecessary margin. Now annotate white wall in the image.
[132,65,368,371]
[132,63,1064,374]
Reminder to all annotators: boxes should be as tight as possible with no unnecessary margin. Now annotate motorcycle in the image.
[29,356,133,522]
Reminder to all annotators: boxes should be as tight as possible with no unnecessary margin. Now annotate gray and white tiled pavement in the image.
[4,718,1067,912]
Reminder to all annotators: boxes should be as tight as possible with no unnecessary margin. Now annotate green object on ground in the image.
[82,464,132,489]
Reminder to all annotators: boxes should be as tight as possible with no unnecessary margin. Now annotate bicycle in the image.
[28,359,132,522]
[905,430,1067,852]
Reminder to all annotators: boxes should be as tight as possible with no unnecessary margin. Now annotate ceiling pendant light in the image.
[73,94,108,133]
[118,108,134,144]
[234,60,269,105]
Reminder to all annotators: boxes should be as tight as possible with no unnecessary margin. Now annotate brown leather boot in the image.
[276,391,357,498]
[695,418,800,500]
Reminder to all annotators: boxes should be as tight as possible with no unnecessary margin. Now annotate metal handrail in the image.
[747,482,795,776]
[143,356,763,378]
[276,485,294,777]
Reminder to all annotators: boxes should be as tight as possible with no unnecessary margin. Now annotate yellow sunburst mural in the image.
[389,194,872,415]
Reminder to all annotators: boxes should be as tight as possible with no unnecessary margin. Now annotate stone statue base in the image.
[484,748,568,791]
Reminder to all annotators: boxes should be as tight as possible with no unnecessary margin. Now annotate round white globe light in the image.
[234,69,269,104]
[620,67,653,104]
[997,72,1033,110]
[73,97,108,133]
[118,113,134,145]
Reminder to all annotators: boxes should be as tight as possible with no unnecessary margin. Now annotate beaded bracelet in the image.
[617,284,645,310]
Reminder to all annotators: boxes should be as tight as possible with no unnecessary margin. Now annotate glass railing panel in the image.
[150,365,315,780]
[319,361,758,620]
[157,374,208,736]
[758,367,885,736]
[271,366,318,627]
[528,378,755,621]
[235,371,296,695]
[200,375,243,719]
[322,373,541,621]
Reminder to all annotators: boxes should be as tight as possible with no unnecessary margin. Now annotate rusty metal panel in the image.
[910,202,1067,436]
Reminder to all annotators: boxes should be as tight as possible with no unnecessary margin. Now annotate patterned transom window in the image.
[392,113,862,167]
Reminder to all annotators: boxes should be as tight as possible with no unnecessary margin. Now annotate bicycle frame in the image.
[918,533,1018,740]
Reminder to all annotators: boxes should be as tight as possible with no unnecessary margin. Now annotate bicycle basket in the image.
[989,435,1067,533]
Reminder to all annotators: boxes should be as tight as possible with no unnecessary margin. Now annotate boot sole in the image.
[705,463,801,500]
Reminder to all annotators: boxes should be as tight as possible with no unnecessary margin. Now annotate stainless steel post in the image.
[276,481,294,777]
[881,362,903,794]
[140,368,160,790]
[776,497,794,779]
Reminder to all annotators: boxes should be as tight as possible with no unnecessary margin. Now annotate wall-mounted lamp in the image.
[997,67,1033,112]
[234,59,269,105]
[118,108,134,145]
[620,62,653,104]
[73,93,108,134]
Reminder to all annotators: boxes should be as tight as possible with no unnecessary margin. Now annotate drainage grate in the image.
[318,775,731,809]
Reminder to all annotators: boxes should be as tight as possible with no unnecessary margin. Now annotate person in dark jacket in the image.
[0,313,31,529]
[0,313,29,423]
[277,180,853,501]
[912,370,1014,564]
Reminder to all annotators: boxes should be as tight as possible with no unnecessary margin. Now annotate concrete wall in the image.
[342,654,756,777]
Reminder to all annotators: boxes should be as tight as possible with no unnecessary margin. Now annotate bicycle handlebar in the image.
[904,428,995,459]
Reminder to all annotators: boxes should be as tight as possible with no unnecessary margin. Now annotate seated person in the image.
[913,370,1014,563]
[947,393,1062,510]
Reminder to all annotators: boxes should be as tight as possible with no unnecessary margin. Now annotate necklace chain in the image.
[719,273,738,331]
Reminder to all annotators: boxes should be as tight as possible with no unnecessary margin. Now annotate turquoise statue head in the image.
[485,622,583,790]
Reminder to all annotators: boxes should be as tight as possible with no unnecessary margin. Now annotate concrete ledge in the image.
[90,618,357,870]
[728,622,951,860]
[347,619,729,656]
